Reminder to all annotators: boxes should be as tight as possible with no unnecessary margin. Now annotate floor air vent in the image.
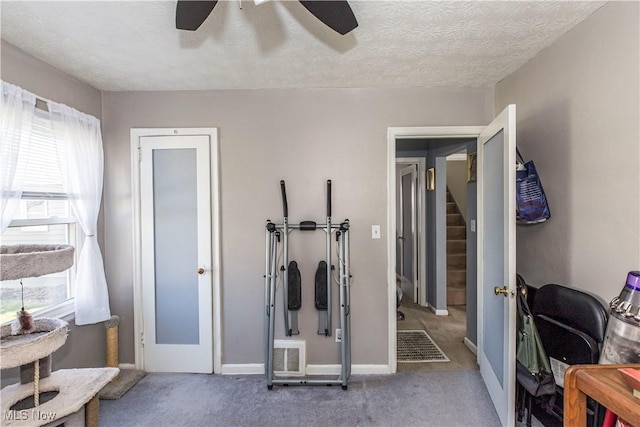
[273,340,305,376]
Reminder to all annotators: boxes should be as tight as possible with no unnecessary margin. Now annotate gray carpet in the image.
[99,371,500,426]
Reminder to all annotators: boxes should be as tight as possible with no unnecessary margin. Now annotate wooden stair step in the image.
[447,254,466,268]
[447,239,466,254]
[447,225,466,240]
[447,285,466,306]
[446,191,454,203]
[447,269,466,286]
[447,213,462,226]
[447,202,456,214]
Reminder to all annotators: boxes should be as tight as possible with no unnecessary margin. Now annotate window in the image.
[0,108,82,324]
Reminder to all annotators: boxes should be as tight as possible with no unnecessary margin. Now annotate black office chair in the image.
[531,283,608,427]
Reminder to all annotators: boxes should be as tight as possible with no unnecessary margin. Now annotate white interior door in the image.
[477,105,517,426]
[400,164,418,302]
[140,134,213,373]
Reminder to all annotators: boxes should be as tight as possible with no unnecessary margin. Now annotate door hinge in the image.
[140,332,145,347]
[137,146,142,163]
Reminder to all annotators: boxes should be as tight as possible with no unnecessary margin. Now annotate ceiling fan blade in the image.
[176,0,218,31]
[298,1,358,35]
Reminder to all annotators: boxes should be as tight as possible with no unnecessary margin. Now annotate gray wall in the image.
[102,88,492,366]
[1,42,106,384]
[495,1,640,302]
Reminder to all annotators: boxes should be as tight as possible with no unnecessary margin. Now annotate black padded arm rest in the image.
[532,284,608,343]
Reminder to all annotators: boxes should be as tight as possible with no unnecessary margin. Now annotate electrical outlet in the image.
[335,328,342,342]
[470,220,476,232]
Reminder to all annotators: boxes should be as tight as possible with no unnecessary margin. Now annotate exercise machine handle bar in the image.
[326,180,332,217]
[280,180,288,218]
[279,179,332,219]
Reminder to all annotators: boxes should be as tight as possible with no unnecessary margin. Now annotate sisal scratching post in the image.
[99,315,145,400]
[105,315,120,381]
[85,395,99,427]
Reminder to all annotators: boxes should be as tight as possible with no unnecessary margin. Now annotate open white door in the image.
[477,105,517,426]
[399,164,418,302]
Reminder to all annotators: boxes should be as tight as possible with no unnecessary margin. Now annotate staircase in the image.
[446,189,466,306]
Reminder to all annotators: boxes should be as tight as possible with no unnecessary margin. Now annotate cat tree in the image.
[0,244,118,427]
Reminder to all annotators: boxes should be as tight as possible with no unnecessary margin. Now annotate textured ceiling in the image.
[0,1,605,91]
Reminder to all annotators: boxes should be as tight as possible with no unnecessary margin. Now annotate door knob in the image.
[398,236,405,240]
[494,286,509,297]
[198,268,206,275]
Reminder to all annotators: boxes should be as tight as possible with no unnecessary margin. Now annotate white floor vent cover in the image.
[273,340,305,376]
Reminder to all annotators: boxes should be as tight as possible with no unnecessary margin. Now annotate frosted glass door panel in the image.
[153,148,199,345]
[482,130,505,385]
[477,104,517,426]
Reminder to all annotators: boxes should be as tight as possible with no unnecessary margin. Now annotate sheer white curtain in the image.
[50,103,111,325]
[0,81,36,232]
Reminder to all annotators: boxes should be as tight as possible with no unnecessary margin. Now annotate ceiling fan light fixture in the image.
[175,0,358,35]
[298,1,358,35]
[176,0,219,31]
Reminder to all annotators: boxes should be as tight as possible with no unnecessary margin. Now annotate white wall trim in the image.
[446,153,468,161]
[352,364,393,375]
[220,364,391,376]
[119,363,136,370]
[463,337,478,356]
[429,307,449,316]
[305,364,341,375]
[221,364,265,375]
[130,127,222,374]
[387,126,485,374]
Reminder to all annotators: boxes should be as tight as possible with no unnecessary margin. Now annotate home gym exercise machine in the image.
[264,180,352,390]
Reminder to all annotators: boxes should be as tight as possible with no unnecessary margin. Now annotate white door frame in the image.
[387,126,484,373]
[131,127,222,373]
[396,158,426,306]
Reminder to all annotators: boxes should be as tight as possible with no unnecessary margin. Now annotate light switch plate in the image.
[471,219,476,232]
[372,225,381,239]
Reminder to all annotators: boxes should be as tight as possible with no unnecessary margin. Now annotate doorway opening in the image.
[395,139,477,372]
[387,127,484,374]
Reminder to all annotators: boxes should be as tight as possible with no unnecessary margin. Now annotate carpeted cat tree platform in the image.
[0,244,119,426]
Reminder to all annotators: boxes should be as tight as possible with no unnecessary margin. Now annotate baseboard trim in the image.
[352,364,392,375]
[306,364,340,375]
[220,364,391,376]
[119,363,136,370]
[463,337,477,355]
[428,306,449,316]
[220,364,265,375]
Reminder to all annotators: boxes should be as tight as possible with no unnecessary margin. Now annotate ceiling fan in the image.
[176,0,358,35]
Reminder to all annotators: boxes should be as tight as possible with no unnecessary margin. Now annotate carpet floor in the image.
[397,297,477,372]
[100,370,500,427]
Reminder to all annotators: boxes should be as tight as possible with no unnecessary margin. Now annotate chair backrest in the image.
[533,284,608,366]
[532,284,608,344]
[531,284,608,427]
